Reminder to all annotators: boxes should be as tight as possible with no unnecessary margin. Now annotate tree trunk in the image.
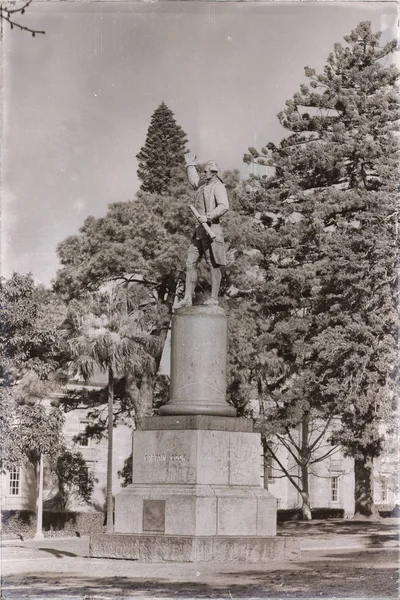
[300,456,312,520]
[106,365,114,534]
[261,435,269,490]
[300,489,312,521]
[300,415,312,520]
[353,455,380,519]
[34,455,44,540]
[258,386,269,490]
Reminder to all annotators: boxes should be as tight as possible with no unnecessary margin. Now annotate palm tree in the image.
[65,287,158,533]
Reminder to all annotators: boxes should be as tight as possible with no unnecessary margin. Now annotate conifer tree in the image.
[242,21,399,517]
[136,102,188,194]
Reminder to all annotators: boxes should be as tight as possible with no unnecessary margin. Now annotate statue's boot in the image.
[203,298,219,306]
[175,296,192,309]
[203,267,221,306]
[175,266,197,309]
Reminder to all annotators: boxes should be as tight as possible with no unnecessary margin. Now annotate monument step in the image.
[89,533,301,563]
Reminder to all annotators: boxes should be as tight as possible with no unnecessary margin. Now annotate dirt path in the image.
[1,519,399,599]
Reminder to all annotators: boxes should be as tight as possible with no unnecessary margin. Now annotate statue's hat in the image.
[205,160,223,182]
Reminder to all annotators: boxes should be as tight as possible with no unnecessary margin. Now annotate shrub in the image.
[311,507,345,520]
[376,504,399,518]
[1,510,35,539]
[277,507,345,522]
[277,508,302,522]
[1,510,105,539]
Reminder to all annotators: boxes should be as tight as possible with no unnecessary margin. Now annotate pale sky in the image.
[1,1,397,287]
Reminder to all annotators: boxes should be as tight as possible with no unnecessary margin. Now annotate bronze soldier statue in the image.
[175,152,229,309]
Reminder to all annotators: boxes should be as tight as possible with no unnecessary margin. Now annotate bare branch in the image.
[264,439,304,495]
[308,415,334,453]
[276,433,301,465]
[0,0,45,37]
[284,427,302,454]
[111,275,159,288]
[310,445,343,465]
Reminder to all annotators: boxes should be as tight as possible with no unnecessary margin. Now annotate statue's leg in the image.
[210,267,222,300]
[175,242,200,308]
[203,244,221,306]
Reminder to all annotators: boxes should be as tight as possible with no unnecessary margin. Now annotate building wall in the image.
[2,407,397,515]
[63,407,133,511]
[266,426,397,517]
[267,449,356,517]
[266,422,356,517]
[1,464,37,511]
[1,405,133,513]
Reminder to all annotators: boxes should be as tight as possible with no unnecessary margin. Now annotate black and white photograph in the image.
[1,1,399,598]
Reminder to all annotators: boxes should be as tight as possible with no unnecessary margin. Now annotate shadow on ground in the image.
[365,533,399,548]
[37,547,78,558]
[278,517,399,535]
[2,550,399,599]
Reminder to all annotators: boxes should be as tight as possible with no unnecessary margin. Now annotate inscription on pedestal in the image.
[143,500,165,532]
[144,454,187,463]
[132,430,261,486]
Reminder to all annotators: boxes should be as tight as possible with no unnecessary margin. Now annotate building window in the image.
[330,475,339,502]
[381,478,389,503]
[79,421,90,447]
[9,467,20,496]
[78,465,89,494]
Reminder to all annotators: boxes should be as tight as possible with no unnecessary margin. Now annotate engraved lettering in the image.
[143,453,188,463]
[144,454,166,462]
[170,454,186,462]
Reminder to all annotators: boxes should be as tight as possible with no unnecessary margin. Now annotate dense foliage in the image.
[0,275,94,511]
[54,449,96,511]
[1,510,104,540]
[0,274,66,472]
[64,287,159,529]
[238,21,399,516]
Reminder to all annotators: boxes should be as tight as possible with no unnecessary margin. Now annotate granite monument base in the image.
[89,416,301,563]
[90,533,301,563]
[114,483,276,537]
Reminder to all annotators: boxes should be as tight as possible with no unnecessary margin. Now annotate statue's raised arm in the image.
[184,152,200,189]
[176,153,229,309]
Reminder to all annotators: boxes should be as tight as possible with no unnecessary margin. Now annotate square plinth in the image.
[131,427,262,486]
[114,424,277,540]
[115,483,277,537]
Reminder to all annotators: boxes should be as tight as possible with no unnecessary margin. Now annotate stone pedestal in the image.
[159,306,236,416]
[90,417,301,562]
[114,416,276,538]
[89,307,300,563]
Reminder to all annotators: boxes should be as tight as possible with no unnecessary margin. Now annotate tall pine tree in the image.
[242,21,399,517]
[136,101,188,194]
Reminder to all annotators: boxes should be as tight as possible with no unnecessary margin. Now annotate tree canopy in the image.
[238,21,399,517]
[0,274,66,472]
[64,286,159,530]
